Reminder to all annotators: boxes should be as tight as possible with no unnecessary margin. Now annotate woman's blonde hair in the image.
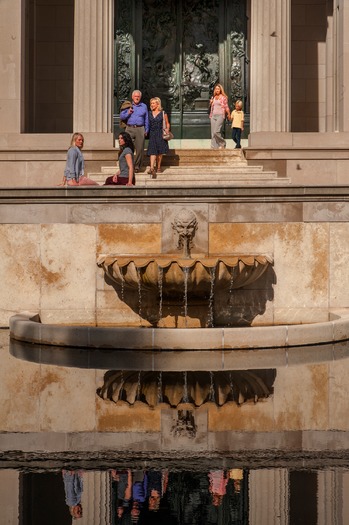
[150,97,163,110]
[70,132,84,146]
[213,83,228,98]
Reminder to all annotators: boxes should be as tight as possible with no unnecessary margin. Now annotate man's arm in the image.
[144,105,149,134]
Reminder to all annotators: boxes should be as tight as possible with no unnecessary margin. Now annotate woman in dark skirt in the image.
[147,97,170,178]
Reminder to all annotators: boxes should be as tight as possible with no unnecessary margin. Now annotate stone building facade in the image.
[1,0,349,185]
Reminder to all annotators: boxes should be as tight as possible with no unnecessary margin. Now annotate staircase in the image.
[88,149,290,186]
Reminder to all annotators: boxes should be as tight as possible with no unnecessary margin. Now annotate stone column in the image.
[249,0,291,132]
[73,0,114,134]
[0,0,22,133]
[81,471,111,525]
[249,469,289,525]
[335,0,349,131]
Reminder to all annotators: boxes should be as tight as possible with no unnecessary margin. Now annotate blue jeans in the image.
[232,127,242,148]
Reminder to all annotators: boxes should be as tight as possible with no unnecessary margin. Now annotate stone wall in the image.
[1,188,349,328]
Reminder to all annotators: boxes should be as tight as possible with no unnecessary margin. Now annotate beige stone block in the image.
[208,400,274,431]
[287,321,334,346]
[41,309,96,325]
[336,160,349,185]
[330,223,349,307]
[40,224,97,313]
[224,325,287,349]
[27,160,66,186]
[152,350,224,371]
[0,100,20,133]
[39,366,96,432]
[0,225,41,325]
[96,402,161,432]
[223,348,287,370]
[209,203,303,224]
[97,224,162,254]
[248,132,293,147]
[0,203,68,223]
[0,161,26,187]
[0,346,41,431]
[273,223,329,309]
[329,360,349,430]
[287,159,336,186]
[273,365,329,430]
[154,328,223,350]
[287,343,334,366]
[0,471,19,524]
[209,223,275,254]
[70,204,161,224]
[304,202,349,221]
[274,307,329,325]
[0,0,21,23]
[96,307,144,327]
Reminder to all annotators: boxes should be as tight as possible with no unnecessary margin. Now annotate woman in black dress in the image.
[147,97,170,177]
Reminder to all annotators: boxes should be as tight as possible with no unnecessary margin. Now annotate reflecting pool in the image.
[2,465,349,524]
[3,329,349,524]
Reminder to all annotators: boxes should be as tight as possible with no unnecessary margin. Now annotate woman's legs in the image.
[149,154,157,178]
[156,154,163,172]
[150,155,156,170]
[211,115,226,149]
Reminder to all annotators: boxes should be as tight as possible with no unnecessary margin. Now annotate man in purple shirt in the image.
[120,90,149,172]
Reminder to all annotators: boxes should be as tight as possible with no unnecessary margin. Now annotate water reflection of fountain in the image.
[97,370,276,408]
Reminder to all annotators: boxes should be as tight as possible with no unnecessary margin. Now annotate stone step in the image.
[107,148,245,166]
[87,150,290,186]
[98,164,263,175]
[89,171,290,186]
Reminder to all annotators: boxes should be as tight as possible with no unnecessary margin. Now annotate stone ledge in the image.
[9,311,349,351]
[1,431,349,461]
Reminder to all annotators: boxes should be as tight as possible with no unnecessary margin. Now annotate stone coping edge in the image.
[1,431,349,458]
[9,312,349,350]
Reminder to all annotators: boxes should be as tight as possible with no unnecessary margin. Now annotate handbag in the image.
[162,111,174,141]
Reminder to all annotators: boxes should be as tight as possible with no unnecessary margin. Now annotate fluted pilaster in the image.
[249,469,289,525]
[250,0,290,132]
[80,471,111,525]
[73,0,114,132]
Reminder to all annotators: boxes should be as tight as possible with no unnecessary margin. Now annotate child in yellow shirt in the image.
[231,100,244,149]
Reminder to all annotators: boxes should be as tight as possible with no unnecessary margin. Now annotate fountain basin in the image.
[97,254,273,297]
[9,311,349,350]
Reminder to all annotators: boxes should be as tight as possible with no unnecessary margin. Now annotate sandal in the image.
[150,167,157,179]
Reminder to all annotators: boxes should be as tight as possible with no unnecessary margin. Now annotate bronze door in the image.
[114,0,248,139]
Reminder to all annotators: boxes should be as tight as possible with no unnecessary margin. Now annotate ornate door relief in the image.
[114,0,248,139]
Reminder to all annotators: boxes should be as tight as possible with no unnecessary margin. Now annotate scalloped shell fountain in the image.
[97,254,273,298]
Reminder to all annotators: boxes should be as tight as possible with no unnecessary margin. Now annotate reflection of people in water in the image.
[208,470,229,507]
[111,469,132,519]
[229,468,243,493]
[131,470,148,523]
[62,469,83,520]
[147,470,169,512]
